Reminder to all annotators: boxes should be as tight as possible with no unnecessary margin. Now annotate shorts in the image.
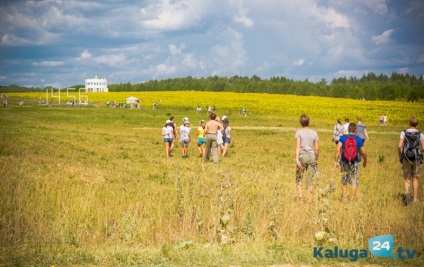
[295,155,317,187]
[402,159,423,179]
[181,138,190,147]
[340,162,360,186]
[197,138,204,145]
[164,138,173,143]
[379,120,383,124]
[224,137,231,144]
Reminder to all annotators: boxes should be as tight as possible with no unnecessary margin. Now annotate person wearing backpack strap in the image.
[335,123,367,201]
[397,116,424,205]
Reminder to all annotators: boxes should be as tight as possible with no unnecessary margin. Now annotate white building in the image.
[84,76,108,92]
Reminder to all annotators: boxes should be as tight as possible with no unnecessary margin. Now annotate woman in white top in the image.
[162,120,174,157]
[222,118,232,157]
[332,118,344,145]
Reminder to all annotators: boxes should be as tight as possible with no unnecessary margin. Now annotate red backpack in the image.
[343,136,357,162]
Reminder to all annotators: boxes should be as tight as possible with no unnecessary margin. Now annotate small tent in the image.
[125,96,139,104]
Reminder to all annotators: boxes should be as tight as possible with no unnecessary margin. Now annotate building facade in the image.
[84,76,108,92]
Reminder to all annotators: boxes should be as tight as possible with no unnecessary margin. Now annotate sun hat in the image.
[166,120,172,124]
[183,117,189,122]
[222,115,227,120]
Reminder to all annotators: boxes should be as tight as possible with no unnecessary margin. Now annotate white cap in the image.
[222,115,227,120]
[183,117,189,122]
[166,120,172,124]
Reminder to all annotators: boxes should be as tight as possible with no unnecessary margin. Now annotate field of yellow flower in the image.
[7,91,424,124]
[2,90,424,266]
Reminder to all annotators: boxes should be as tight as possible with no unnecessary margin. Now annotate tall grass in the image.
[0,97,423,266]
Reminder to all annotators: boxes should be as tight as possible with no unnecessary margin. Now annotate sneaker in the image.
[402,192,412,206]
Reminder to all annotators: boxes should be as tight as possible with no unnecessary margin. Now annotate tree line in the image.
[1,72,423,101]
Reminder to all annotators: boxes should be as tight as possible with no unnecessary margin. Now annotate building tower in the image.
[84,76,108,92]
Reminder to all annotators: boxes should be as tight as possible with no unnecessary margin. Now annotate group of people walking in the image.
[161,113,232,163]
[297,114,423,205]
[162,112,423,205]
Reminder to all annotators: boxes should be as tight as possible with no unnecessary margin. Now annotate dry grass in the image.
[0,99,423,266]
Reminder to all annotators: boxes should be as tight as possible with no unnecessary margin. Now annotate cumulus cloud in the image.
[93,54,126,66]
[418,54,424,63]
[80,50,92,59]
[32,61,64,67]
[293,59,305,67]
[169,44,185,55]
[364,0,388,15]
[182,53,197,68]
[314,7,350,29]
[230,0,254,27]
[210,28,247,75]
[335,69,368,78]
[1,34,33,46]
[397,67,409,74]
[372,29,394,45]
[139,0,207,32]
[155,63,177,75]
[0,0,423,87]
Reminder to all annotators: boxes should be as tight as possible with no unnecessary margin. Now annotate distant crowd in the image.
[162,112,232,163]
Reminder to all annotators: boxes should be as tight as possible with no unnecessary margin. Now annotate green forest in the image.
[1,72,423,101]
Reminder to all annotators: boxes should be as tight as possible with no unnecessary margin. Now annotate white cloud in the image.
[230,0,254,27]
[169,44,185,55]
[32,61,64,67]
[364,0,388,15]
[77,49,127,67]
[0,76,6,82]
[182,53,197,68]
[397,67,409,74]
[93,54,126,66]
[155,63,177,75]
[293,59,305,67]
[418,54,424,63]
[372,29,394,45]
[210,28,247,74]
[80,50,92,59]
[139,0,207,32]
[44,82,62,89]
[314,7,350,29]
[335,69,368,78]
[1,34,33,46]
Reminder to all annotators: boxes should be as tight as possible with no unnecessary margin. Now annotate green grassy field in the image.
[1,94,423,266]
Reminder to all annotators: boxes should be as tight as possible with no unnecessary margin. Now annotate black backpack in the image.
[402,130,423,161]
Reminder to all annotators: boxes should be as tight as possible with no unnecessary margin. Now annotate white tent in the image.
[125,96,139,104]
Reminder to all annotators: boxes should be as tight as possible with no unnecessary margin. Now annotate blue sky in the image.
[0,0,423,88]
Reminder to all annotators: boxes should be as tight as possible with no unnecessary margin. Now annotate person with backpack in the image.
[335,123,367,201]
[398,116,424,205]
[295,114,319,203]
